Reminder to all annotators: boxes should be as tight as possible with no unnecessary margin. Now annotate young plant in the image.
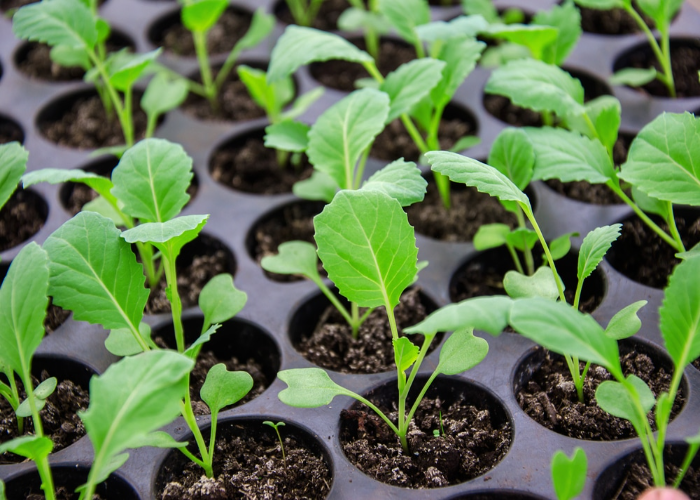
[551,447,587,500]
[0,142,28,227]
[337,0,384,60]
[284,0,326,27]
[277,189,490,451]
[263,421,287,463]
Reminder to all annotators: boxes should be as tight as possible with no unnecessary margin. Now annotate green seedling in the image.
[551,447,587,500]
[574,0,682,97]
[338,0,384,60]
[277,189,490,452]
[432,410,445,437]
[284,0,326,27]
[263,421,287,463]
[0,142,28,228]
[463,0,525,26]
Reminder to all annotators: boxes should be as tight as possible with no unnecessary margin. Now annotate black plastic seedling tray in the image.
[1,0,700,498]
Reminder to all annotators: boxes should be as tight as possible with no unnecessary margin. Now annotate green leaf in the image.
[95,17,110,44]
[394,337,419,385]
[473,223,510,251]
[181,0,228,33]
[488,128,534,191]
[105,322,151,357]
[281,87,326,121]
[636,0,682,28]
[267,26,373,83]
[605,300,647,340]
[200,364,253,415]
[307,88,389,190]
[404,296,513,336]
[139,431,187,449]
[293,171,337,203]
[462,0,499,23]
[526,127,615,184]
[261,241,322,282]
[596,375,655,429]
[361,159,427,207]
[80,350,194,492]
[619,113,700,205]
[112,138,194,222]
[573,0,625,8]
[509,298,622,376]
[107,49,160,92]
[549,232,578,261]
[381,59,446,122]
[13,0,97,50]
[427,151,531,210]
[234,8,274,51]
[632,186,669,218]
[264,121,310,153]
[83,196,127,226]
[278,368,352,407]
[338,7,388,33]
[609,67,657,87]
[487,24,559,61]
[659,255,700,369]
[121,214,208,246]
[50,44,90,69]
[33,377,57,399]
[238,65,295,116]
[199,274,247,327]
[416,15,489,42]
[183,324,220,361]
[22,168,114,201]
[436,328,489,375]
[44,211,148,332]
[314,190,417,309]
[431,38,485,107]
[0,142,27,211]
[0,243,49,378]
[677,243,700,261]
[533,1,582,65]
[578,224,621,282]
[0,435,52,461]
[16,397,45,418]
[480,43,532,67]
[565,96,621,154]
[378,0,430,45]
[504,267,559,300]
[486,59,584,118]
[449,135,481,152]
[505,228,538,252]
[551,448,587,500]
[141,73,189,118]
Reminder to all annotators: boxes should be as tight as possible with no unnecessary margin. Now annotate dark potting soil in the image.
[340,390,511,488]
[210,134,313,194]
[612,461,700,500]
[0,119,24,144]
[298,288,432,374]
[428,0,460,5]
[406,178,517,242]
[156,8,252,57]
[579,2,655,35]
[516,349,682,441]
[39,95,148,149]
[157,424,332,500]
[250,201,325,282]
[309,38,416,92]
[607,213,700,289]
[12,484,110,500]
[0,372,88,464]
[0,0,34,11]
[44,301,70,334]
[0,190,44,252]
[274,0,352,30]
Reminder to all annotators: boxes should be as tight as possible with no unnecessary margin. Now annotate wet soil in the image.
[516,348,683,441]
[607,213,700,289]
[44,301,70,334]
[310,38,416,91]
[578,2,655,35]
[210,132,313,194]
[158,423,332,500]
[612,459,700,500]
[0,190,45,252]
[0,119,24,144]
[298,288,433,374]
[274,0,352,30]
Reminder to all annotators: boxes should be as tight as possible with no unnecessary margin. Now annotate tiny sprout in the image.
[263,421,287,463]
[433,410,445,437]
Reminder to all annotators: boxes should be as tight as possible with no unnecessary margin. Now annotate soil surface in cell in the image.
[250,201,325,282]
[341,391,511,487]
[517,349,683,441]
[0,120,24,144]
[579,2,655,35]
[211,134,313,194]
[607,213,700,289]
[406,179,518,242]
[298,288,432,373]
[45,301,70,334]
[39,95,148,149]
[158,426,332,500]
[13,484,111,500]
[428,0,460,4]
[310,38,416,91]
[275,0,352,30]
[0,372,88,464]
[157,8,252,57]
[0,190,44,252]
[620,42,700,98]
[611,459,700,500]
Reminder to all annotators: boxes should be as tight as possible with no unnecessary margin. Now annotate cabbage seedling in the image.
[284,0,326,27]
[551,447,587,500]
[0,142,28,225]
[263,421,287,463]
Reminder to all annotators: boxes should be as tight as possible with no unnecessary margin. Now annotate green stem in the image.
[193,31,217,108]
[625,6,674,97]
[179,397,213,476]
[573,278,584,312]
[365,28,379,61]
[353,146,371,190]
[673,443,700,488]
[86,49,132,146]
[403,336,437,428]
[515,207,535,275]
[542,110,553,127]
[352,393,400,435]
[666,202,686,252]
[659,27,676,98]
[207,410,218,470]
[412,35,426,59]
[35,456,56,500]
[123,87,134,146]
[385,301,400,341]
[363,61,384,83]
[505,243,524,275]
[214,47,243,92]
[8,375,23,434]
[163,249,185,353]
[306,0,325,26]
[351,302,360,339]
[314,279,354,332]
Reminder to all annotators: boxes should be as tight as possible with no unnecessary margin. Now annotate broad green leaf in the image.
[381,59,446,122]
[416,15,489,42]
[436,328,489,375]
[573,0,625,8]
[636,0,682,27]
[44,211,148,332]
[677,243,700,261]
[50,44,90,69]
[480,43,532,67]
[261,241,321,282]
[0,142,28,211]
[112,138,194,222]
[488,128,534,190]
[199,274,247,326]
[609,67,657,87]
[632,186,669,218]
[139,431,187,449]
[33,377,57,399]
[0,435,52,461]
[462,0,499,23]
[238,65,295,116]
[181,0,228,32]
[107,49,160,92]
[307,89,389,190]
[505,228,538,251]
[525,127,615,184]
[394,337,419,385]
[659,255,700,369]
[16,397,46,418]
[22,168,114,200]
[201,364,253,414]
[431,38,485,107]
[293,171,337,203]
[533,1,582,65]
[551,448,587,500]
[281,87,326,121]
[95,17,110,44]
[83,196,127,226]
[504,267,559,300]
[361,159,427,207]
[338,7,388,33]
[427,151,531,210]
[267,26,373,83]
[0,243,49,377]
[80,350,193,492]
[578,224,621,281]
[549,232,578,260]
[13,0,97,50]
[121,214,208,246]
[265,121,310,153]
[605,300,647,340]
[314,190,417,309]
[474,224,510,250]
[450,135,481,152]
[596,375,655,429]
[183,324,220,361]
[404,296,513,336]
[487,24,559,61]
[105,322,152,357]
[378,0,430,45]
[485,59,585,118]
[141,73,189,118]
[278,368,352,407]
[565,96,621,154]
[510,298,622,376]
[234,8,274,51]
[619,113,700,205]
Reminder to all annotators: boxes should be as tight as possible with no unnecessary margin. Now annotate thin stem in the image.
[351,302,360,339]
[353,146,371,190]
[315,279,354,329]
[659,27,676,98]
[666,202,686,252]
[193,31,217,108]
[401,115,430,154]
[412,35,426,59]
[178,445,207,470]
[179,397,213,477]
[86,49,131,145]
[403,337,437,428]
[8,376,23,434]
[673,443,700,488]
[365,28,379,61]
[207,410,218,470]
[625,5,674,97]
[163,249,185,353]
[573,278,584,311]
[363,61,384,83]
[515,207,535,275]
[35,456,56,500]
[214,47,243,92]
[352,393,400,435]
[385,302,400,341]
[523,206,565,302]
[123,87,134,146]
[505,243,524,275]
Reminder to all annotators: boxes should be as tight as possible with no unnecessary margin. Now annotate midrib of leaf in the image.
[145,146,162,222]
[42,11,89,49]
[9,272,32,381]
[343,104,352,190]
